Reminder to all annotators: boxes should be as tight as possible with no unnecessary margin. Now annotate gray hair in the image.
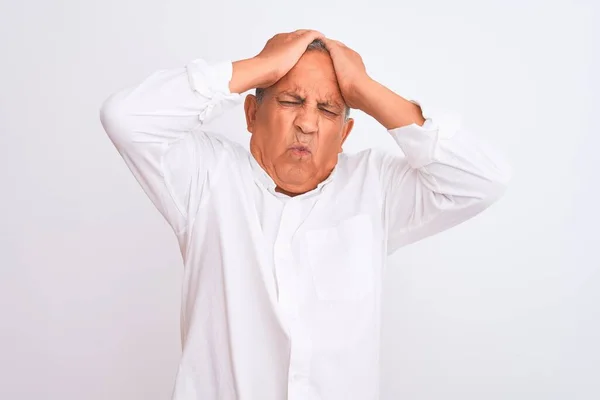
[255,39,351,120]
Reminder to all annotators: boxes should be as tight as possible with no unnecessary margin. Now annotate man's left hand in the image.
[324,39,373,110]
[325,38,425,129]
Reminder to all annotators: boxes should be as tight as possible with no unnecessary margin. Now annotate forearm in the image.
[355,78,426,130]
[101,60,241,149]
[230,58,272,94]
[384,124,511,251]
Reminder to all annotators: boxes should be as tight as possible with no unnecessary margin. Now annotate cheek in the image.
[319,126,343,147]
[253,117,293,155]
[258,111,294,136]
[315,129,343,158]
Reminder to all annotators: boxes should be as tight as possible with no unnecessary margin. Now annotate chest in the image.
[198,171,386,302]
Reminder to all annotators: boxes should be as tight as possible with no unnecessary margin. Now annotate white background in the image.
[1,0,598,399]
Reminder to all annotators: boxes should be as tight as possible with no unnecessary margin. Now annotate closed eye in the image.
[279,100,339,116]
[320,108,339,116]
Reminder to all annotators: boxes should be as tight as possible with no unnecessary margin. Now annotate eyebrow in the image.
[278,90,344,110]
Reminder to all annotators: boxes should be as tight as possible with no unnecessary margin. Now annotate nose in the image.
[294,108,318,135]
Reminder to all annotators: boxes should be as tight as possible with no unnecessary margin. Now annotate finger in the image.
[331,39,347,47]
[300,29,324,40]
[323,38,341,51]
[292,29,316,37]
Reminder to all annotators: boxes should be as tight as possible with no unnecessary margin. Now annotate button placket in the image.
[273,200,300,312]
[273,199,315,398]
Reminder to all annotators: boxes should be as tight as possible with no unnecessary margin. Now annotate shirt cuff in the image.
[388,99,463,168]
[408,98,462,139]
[186,59,239,98]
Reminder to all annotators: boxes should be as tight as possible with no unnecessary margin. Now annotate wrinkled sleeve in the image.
[381,100,512,254]
[99,59,243,233]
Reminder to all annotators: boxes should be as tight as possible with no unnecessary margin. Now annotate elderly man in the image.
[100,30,510,400]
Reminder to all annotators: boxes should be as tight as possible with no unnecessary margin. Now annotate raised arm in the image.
[324,39,511,253]
[379,114,510,252]
[99,30,325,234]
[99,59,243,234]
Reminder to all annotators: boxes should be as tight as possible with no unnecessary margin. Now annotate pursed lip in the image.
[289,144,312,154]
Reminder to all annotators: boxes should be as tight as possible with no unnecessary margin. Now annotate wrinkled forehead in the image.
[272,52,344,102]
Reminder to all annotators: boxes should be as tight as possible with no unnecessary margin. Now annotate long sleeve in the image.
[99,59,243,234]
[381,100,512,254]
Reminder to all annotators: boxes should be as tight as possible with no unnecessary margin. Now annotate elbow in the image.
[99,90,132,149]
[481,160,513,208]
[99,91,124,130]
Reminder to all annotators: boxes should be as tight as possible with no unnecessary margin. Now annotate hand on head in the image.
[236,30,370,196]
[248,30,371,107]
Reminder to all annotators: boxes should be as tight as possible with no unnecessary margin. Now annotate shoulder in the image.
[186,127,249,164]
[336,148,392,177]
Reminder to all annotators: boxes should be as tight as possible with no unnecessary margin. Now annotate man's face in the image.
[244,50,354,196]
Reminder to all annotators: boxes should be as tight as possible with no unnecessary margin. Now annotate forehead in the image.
[272,51,342,100]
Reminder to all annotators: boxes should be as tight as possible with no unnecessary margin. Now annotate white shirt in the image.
[100,58,511,400]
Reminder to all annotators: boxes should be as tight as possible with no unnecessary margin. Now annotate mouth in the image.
[288,144,312,156]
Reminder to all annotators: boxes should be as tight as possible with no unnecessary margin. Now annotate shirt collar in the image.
[248,153,339,197]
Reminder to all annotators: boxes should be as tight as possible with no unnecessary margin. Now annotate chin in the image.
[277,172,313,191]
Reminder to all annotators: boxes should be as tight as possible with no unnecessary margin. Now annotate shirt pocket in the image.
[305,214,374,301]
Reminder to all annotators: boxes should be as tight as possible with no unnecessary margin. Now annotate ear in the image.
[244,94,259,134]
[339,118,354,152]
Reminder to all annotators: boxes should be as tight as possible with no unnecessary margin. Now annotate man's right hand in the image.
[230,30,324,94]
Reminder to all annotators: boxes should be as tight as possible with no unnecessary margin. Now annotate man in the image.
[100,30,510,400]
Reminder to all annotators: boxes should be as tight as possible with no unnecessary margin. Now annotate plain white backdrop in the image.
[1,0,598,399]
